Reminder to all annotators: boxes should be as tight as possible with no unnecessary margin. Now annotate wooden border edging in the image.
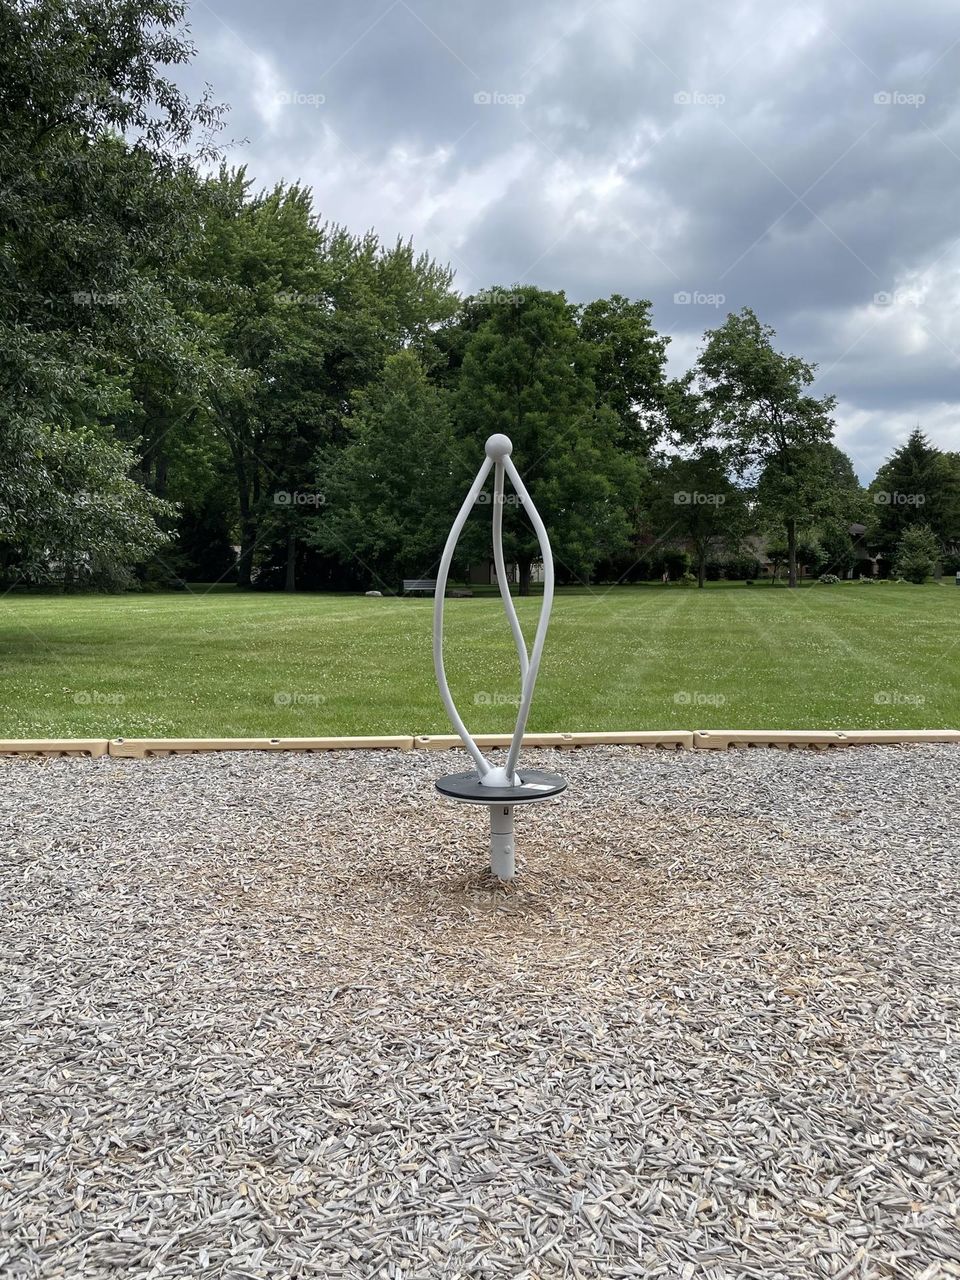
[0,730,957,758]
[108,735,415,758]
[834,729,960,746]
[0,738,110,758]
[414,731,694,751]
[693,730,846,750]
[692,729,960,750]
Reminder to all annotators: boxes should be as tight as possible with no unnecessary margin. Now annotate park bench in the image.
[402,578,437,595]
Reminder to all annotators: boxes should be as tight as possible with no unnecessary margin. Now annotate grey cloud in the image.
[176,0,960,475]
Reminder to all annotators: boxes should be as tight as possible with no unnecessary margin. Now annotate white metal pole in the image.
[489,805,515,880]
[502,454,555,781]
[492,459,529,683]
[432,455,495,778]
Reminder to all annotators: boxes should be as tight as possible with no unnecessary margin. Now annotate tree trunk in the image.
[787,518,798,588]
[284,530,297,593]
[518,557,532,597]
[697,549,706,588]
[236,517,257,589]
[227,422,259,590]
[154,454,168,498]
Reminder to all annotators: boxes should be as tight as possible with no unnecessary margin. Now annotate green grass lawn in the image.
[1,582,958,737]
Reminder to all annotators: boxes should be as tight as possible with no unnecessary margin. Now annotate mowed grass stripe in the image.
[0,584,957,736]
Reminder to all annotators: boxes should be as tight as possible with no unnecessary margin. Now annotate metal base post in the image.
[489,805,515,880]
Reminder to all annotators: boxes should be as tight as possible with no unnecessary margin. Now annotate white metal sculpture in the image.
[433,434,566,880]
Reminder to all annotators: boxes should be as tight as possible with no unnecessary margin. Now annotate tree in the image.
[309,351,457,588]
[762,538,787,583]
[189,175,457,590]
[578,295,668,452]
[894,524,940,583]
[755,441,863,580]
[795,533,824,578]
[648,451,749,587]
[2,427,174,590]
[818,518,859,578]
[868,429,960,556]
[698,308,837,588]
[185,171,328,587]
[454,286,644,594]
[262,230,457,590]
[0,0,224,586]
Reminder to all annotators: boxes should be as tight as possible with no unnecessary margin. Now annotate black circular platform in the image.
[435,768,567,805]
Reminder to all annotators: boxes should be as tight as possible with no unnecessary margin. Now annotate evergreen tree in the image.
[868,428,960,555]
[894,523,940,583]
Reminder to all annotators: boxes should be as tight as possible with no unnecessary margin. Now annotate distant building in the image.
[468,560,545,587]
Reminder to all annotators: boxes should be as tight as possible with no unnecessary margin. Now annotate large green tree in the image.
[310,351,458,589]
[188,172,457,589]
[578,294,668,453]
[454,286,644,593]
[187,170,333,588]
[0,0,224,587]
[867,428,960,558]
[755,441,864,578]
[698,308,838,588]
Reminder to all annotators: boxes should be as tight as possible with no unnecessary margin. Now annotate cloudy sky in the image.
[177,0,960,479]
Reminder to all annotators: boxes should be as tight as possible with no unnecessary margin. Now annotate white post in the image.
[489,805,515,880]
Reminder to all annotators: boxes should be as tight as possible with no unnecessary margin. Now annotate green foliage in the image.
[454,286,645,591]
[188,170,458,588]
[698,309,843,587]
[578,294,668,451]
[648,450,750,586]
[894,523,940,584]
[310,351,458,589]
[3,4,957,600]
[2,425,174,589]
[0,0,224,586]
[868,429,960,553]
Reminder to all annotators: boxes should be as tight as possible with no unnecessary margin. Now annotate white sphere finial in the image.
[485,433,513,461]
